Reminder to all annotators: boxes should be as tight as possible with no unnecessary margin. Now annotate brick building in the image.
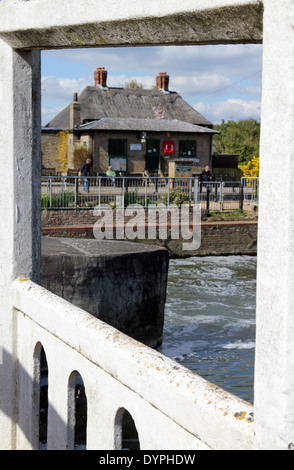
[42,69,218,176]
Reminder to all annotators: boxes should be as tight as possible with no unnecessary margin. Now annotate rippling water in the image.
[159,255,256,404]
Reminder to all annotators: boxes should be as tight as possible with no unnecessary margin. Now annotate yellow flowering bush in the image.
[57,130,70,173]
[238,156,259,177]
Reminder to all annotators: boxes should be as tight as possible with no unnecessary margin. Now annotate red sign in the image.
[163,141,175,155]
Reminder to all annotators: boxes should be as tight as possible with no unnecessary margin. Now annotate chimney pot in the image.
[156,72,169,92]
[94,67,108,88]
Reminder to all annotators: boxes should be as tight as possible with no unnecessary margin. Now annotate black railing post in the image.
[74,176,79,209]
[239,180,244,210]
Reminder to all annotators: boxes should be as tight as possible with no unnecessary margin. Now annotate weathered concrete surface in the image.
[0,41,41,448]
[41,238,169,348]
[254,0,294,450]
[0,0,263,49]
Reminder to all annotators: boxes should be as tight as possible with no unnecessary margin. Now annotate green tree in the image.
[123,79,144,89]
[213,118,260,164]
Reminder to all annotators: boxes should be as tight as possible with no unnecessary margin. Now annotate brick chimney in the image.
[94,67,108,88]
[70,92,80,129]
[156,72,169,92]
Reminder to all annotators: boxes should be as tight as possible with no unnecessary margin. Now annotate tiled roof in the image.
[77,117,218,133]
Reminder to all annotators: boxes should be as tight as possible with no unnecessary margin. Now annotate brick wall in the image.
[42,209,98,227]
[42,132,62,172]
[90,130,212,174]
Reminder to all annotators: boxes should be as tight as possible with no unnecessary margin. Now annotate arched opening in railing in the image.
[33,343,48,450]
[68,371,87,450]
[114,408,140,450]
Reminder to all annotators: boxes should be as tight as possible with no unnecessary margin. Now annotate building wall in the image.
[88,130,212,174]
[42,131,62,172]
[41,129,212,174]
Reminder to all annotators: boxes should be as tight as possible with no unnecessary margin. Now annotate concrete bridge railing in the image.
[12,278,254,450]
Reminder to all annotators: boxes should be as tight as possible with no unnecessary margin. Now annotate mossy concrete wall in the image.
[0,1,263,50]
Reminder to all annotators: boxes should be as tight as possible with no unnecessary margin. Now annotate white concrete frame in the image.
[0,0,293,450]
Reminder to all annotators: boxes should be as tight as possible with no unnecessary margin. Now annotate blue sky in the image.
[41,44,263,126]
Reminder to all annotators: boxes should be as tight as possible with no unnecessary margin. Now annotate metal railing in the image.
[41,176,259,211]
[198,181,244,212]
[241,177,259,205]
[41,176,198,210]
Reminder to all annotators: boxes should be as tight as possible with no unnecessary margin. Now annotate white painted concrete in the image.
[12,278,254,450]
[0,39,41,449]
[254,0,294,450]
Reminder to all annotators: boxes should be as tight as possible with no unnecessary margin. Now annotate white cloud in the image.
[172,73,233,98]
[41,75,90,103]
[41,105,66,126]
[238,85,262,98]
[195,99,261,124]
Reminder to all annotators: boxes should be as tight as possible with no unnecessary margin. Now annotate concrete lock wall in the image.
[41,238,169,348]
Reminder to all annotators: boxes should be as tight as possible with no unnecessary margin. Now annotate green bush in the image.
[161,188,189,206]
[41,191,81,209]
[123,190,138,207]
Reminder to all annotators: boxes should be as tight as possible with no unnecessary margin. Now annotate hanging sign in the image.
[163,140,175,155]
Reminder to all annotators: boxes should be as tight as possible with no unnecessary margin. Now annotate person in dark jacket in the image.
[201,165,212,192]
[81,158,91,191]
[201,165,212,182]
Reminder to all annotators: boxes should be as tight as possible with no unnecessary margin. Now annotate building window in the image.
[179,140,196,157]
[108,139,128,171]
[108,139,127,157]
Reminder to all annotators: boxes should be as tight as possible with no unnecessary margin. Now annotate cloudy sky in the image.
[41,44,263,126]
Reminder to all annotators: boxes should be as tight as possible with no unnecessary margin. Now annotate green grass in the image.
[207,209,247,218]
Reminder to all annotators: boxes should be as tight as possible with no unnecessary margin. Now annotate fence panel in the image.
[198,181,242,212]
[41,176,258,211]
[241,177,259,205]
[41,176,198,209]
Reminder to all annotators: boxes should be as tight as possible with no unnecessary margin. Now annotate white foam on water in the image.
[162,255,257,402]
[222,340,255,350]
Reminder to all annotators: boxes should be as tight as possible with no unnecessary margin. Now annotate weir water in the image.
[160,255,256,404]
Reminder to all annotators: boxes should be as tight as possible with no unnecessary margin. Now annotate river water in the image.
[159,255,257,404]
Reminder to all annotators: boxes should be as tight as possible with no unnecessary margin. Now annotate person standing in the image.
[81,158,91,192]
[201,165,213,193]
[201,165,212,182]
